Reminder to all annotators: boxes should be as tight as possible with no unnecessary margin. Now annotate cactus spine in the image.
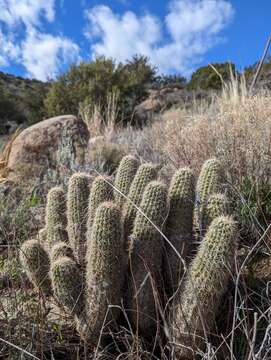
[84,202,124,344]
[20,239,51,293]
[165,168,195,293]
[114,155,139,207]
[172,216,238,359]
[127,181,168,336]
[67,173,91,265]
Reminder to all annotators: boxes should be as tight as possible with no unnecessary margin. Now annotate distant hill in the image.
[0,71,50,135]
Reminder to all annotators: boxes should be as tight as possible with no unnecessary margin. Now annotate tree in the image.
[188,62,236,91]
[44,55,157,126]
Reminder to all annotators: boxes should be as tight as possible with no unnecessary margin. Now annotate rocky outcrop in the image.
[6,115,89,181]
[134,87,207,125]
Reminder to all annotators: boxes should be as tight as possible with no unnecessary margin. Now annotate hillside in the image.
[0,71,50,135]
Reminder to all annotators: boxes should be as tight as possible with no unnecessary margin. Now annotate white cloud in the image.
[0,0,55,28]
[85,6,161,61]
[0,29,20,65]
[85,0,234,74]
[21,29,80,80]
[0,0,81,80]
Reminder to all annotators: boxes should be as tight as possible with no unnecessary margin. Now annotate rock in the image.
[134,87,208,125]
[6,115,89,181]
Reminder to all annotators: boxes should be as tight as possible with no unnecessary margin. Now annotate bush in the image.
[44,55,156,126]
[188,62,236,90]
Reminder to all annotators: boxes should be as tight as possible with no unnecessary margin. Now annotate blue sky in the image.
[0,0,270,81]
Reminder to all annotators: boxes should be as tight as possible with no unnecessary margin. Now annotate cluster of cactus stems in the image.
[20,155,238,357]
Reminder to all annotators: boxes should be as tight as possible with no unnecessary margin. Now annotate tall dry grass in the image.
[150,86,271,187]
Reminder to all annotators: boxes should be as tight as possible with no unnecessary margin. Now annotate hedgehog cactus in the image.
[46,186,67,249]
[86,175,113,236]
[165,168,195,293]
[127,181,168,336]
[204,193,229,230]
[83,202,124,342]
[20,239,51,294]
[171,216,238,359]
[20,155,238,353]
[123,163,158,237]
[114,155,139,207]
[67,173,91,265]
[195,158,224,234]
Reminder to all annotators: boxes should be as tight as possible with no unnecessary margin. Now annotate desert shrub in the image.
[44,55,156,126]
[244,55,271,87]
[188,62,237,90]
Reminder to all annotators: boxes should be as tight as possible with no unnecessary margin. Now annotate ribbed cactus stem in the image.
[87,176,113,237]
[195,158,223,232]
[123,163,158,238]
[46,187,67,249]
[51,242,75,262]
[172,216,238,359]
[84,202,124,345]
[20,239,51,294]
[38,228,47,245]
[51,257,84,317]
[114,155,139,207]
[165,168,195,293]
[128,181,168,337]
[67,173,91,265]
[203,193,229,231]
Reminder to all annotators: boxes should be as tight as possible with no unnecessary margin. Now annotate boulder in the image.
[7,115,89,181]
[134,87,209,125]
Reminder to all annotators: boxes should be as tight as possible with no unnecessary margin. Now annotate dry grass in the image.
[150,89,271,187]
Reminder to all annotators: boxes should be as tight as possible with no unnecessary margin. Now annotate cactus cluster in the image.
[20,155,238,357]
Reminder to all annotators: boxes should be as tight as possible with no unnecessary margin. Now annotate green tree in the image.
[44,56,157,126]
[188,62,236,91]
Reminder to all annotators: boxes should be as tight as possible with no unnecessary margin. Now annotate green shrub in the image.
[188,62,237,90]
[44,55,156,126]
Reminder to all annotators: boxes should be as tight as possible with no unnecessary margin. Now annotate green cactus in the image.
[51,242,75,262]
[114,155,139,207]
[165,168,195,293]
[20,155,238,354]
[195,158,224,233]
[87,175,114,237]
[51,256,84,316]
[45,187,67,249]
[123,163,158,238]
[20,239,51,294]
[172,216,238,359]
[127,181,168,336]
[83,202,124,344]
[203,193,229,230]
[67,173,91,265]
[38,227,47,244]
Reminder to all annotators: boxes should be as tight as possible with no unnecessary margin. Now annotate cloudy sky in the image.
[0,0,270,81]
